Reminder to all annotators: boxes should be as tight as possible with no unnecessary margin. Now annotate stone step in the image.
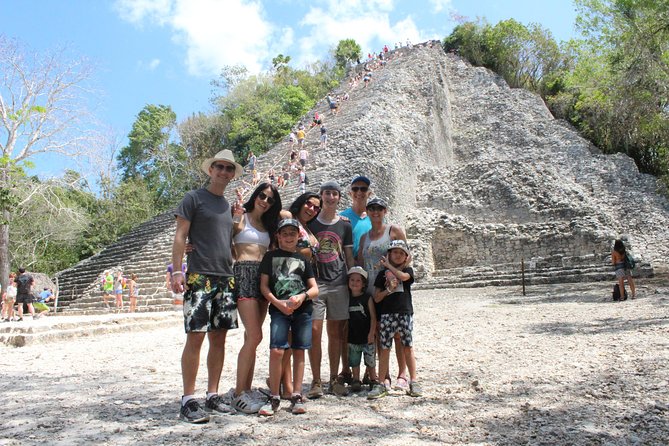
[0,311,182,347]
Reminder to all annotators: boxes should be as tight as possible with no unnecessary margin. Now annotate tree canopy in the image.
[443,1,669,185]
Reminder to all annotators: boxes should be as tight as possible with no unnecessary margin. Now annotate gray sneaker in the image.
[233,391,264,414]
[180,400,210,424]
[204,394,235,414]
[367,383,388,400]
[408,381,423,397]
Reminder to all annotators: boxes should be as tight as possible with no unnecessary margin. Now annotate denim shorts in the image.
[183,273,238,333]
[348,343,376,368]
[269,310,312,350]
[378,313,413,349]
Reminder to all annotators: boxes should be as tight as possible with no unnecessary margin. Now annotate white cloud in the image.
[295,0,424,67]
[114,0,173,25]
[428,0,452,13]
[115,0,286,76]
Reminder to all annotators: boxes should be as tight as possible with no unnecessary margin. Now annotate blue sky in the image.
[2,0,578,181]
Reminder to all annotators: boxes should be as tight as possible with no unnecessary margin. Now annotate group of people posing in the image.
[170,150,420,424]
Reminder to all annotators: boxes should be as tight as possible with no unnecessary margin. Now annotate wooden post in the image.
[521,257,526,296]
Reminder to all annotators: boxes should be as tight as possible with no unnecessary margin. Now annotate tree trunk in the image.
[0,215,8,295]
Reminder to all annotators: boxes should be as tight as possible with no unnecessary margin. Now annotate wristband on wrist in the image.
[172,271,185,277]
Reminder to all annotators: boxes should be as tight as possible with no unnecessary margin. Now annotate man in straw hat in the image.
[171,149,243,423]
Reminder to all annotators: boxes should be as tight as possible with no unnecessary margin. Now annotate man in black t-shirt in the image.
[14,268,35,321]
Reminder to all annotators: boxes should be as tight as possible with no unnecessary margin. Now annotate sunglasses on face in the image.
[257,191,275,205]
[351,186,369,193]
[367,205,385,212]
[212,163,236,173]
[305,202,321,212]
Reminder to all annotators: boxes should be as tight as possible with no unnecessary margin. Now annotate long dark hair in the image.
[244,182,282,237]
[289,192,322,224]
[613,239,626,255]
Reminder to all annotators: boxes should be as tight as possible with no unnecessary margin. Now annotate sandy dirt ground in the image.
[1,281,668,446]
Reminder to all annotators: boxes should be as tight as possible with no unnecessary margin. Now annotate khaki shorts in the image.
[312,282,349,321]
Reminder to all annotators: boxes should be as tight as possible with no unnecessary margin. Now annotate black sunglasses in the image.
[351,186,369,193]
[367,205,385,212]
[258,191,276,205]
[212,163,236,173]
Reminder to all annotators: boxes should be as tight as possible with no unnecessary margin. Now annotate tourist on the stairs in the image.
[356,197,409,392]
[128,274,139,313]
[102,270,113,308]
[230,182,282,414]
[171,149,243,424]
[320,124,327,149]
[298,167,307,194]
[113,271,125,311]
[296,128,306,148]
[340,175,373,258]
[246,151,256,172]
[299,147,308,168]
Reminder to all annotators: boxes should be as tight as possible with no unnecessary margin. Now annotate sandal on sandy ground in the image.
[393,375,409,391]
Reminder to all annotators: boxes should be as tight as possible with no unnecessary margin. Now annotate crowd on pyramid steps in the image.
[228,39,433,208]
[169,149,421,423]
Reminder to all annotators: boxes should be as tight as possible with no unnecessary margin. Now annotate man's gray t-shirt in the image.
[308,216,353,285]
[175,188,234,277]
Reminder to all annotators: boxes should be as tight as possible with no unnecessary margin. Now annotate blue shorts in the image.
[269,310,312,350]
[114,288,123,295]
[183,273,238,333]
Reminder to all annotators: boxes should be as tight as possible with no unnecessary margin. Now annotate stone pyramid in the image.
[54,42,668,311]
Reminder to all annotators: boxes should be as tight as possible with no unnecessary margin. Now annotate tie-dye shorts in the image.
[183,273,238,333]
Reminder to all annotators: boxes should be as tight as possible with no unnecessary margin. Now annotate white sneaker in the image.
[233,391,264,414]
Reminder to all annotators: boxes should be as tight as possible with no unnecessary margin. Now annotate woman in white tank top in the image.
[231,182,282,413]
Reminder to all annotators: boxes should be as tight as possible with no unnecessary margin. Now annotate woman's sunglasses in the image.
[305,201,321,212]
[258,191,275,205]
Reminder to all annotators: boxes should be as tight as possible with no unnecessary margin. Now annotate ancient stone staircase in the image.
[54,211,176,313]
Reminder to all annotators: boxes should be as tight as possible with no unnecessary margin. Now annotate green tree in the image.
[565,0,669,177]
[117,104,190,208]
[0,36,96,290]
[334,39,362,70]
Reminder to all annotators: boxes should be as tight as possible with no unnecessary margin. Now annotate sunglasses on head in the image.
[305,201,321,212]
[351,186,369,193]
[212,163,236,173]
[257,191,275,205]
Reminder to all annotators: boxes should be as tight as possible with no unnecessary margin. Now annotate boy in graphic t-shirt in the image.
[259,218,319,416]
